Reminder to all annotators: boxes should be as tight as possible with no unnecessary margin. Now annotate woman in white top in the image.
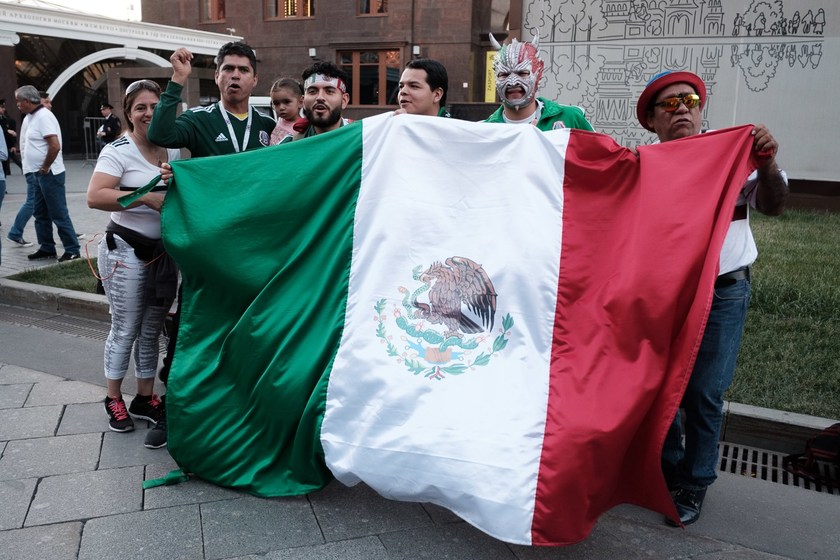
[87,80,180,439]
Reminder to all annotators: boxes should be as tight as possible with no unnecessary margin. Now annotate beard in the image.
[305,105,342,129]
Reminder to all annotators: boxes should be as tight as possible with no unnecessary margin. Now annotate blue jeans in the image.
[30,171,80,255]
[662,276,751,490]
[7,174,35,241]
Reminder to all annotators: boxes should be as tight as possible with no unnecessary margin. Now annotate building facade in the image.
[140,0,514,119]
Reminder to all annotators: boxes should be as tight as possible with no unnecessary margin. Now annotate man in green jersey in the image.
[484,36,593,132]
[145,41,275,449]
[148,41,275,156]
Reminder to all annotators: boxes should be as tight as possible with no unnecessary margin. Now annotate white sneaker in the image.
[76,233,85,240]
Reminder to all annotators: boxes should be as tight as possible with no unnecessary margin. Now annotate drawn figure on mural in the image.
[813,9,826,34]
[733,13,745,36]
[789,11,801,34]
[803,10,813,33]
[754,13,766,36]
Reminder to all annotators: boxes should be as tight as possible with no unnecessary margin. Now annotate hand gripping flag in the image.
[146,114,755,545]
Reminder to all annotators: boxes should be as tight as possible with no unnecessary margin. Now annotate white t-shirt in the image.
[719,168,788,274]
[20,106,64,174]
[94,134,181,239]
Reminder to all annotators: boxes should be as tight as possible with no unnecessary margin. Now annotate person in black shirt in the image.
[97,103,122,151]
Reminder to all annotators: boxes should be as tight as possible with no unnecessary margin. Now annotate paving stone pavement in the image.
[1,161,839,559]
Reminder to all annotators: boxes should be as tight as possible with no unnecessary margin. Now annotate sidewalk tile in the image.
[510,512,752,559]
[25,466,144,526]
[201,495,323,559]
[0,364,65,385]
[0,433,101,480]
[263,536,388,560]
[0,383,31,410]
[0,405,62,441]
[684,473,840,560]
[58,402,109,436]
[423,502,463,524]
[378,522,518,559]
[25,380,104,407]
[309,481,432,541]
[144,463,242,509]
[0,521,81,560]
[100,429,178,469]
[79,504,202,560]
[0,478,37,530]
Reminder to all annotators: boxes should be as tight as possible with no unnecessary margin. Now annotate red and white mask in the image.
[492,37,544,110]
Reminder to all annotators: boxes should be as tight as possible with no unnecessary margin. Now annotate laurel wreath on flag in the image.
[374,298,514,380]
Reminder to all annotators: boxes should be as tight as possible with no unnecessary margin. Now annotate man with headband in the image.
[145,41,276,449]
[283,62,352,142]
[484,36,593,131]
[637,70,787,527]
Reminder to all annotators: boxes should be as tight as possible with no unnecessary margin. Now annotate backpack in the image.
[782,422,840,488]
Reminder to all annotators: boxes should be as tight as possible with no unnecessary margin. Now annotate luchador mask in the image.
[491,35,544,110]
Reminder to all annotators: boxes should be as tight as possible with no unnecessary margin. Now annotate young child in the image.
[269,78,304,145]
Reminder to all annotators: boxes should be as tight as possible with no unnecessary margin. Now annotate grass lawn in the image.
[730,209,840,419]
[9,257,101,294]
[7,209,839,419]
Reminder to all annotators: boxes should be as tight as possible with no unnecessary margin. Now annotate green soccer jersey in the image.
[484,97,594,132]
[148,82,275,157]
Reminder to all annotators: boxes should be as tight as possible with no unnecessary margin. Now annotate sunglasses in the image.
[654,93,701,111]
[125,80,161,95]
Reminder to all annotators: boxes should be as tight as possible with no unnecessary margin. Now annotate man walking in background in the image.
[12,85,81,262]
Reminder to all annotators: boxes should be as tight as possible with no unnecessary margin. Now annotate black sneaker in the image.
[129,393,164,423]
[28,249,57,260]
[666,487,707,527]
[144,395,167,449]
[58,252,81,263]
[105,395,135,432]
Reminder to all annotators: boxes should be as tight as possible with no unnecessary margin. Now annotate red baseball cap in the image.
[636,71,706,131]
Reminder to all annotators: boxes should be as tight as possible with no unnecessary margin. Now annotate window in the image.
[265,0,314,19]
[359,0,387,15]
[339,50,401,106]
[200,0,225,22]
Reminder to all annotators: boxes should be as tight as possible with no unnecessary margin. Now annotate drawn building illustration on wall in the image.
[520,0,834,181]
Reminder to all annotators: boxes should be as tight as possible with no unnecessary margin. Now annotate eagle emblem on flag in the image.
[375,257,514,380]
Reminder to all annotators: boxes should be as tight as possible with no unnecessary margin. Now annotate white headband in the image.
[303,73,347,93]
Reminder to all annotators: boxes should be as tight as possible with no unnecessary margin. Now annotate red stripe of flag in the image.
[532,127,756,544]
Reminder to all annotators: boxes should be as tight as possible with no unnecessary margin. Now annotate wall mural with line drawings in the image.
[520,0,837,181]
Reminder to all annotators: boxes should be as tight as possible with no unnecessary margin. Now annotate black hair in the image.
[215,41,258,74]
[405,58,449,107]
[301,61,350,87]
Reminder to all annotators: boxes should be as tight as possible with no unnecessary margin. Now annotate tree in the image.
[742,0,785,37]
[525,0,564,42]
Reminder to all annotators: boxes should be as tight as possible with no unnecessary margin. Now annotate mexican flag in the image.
[157,114,755,545]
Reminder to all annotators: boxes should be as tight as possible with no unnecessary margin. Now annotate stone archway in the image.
[47,47,170,97]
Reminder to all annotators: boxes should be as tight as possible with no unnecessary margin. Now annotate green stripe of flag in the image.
[162,123,364,494]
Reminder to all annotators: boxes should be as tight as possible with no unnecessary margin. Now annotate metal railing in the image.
[82,116,105,166]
